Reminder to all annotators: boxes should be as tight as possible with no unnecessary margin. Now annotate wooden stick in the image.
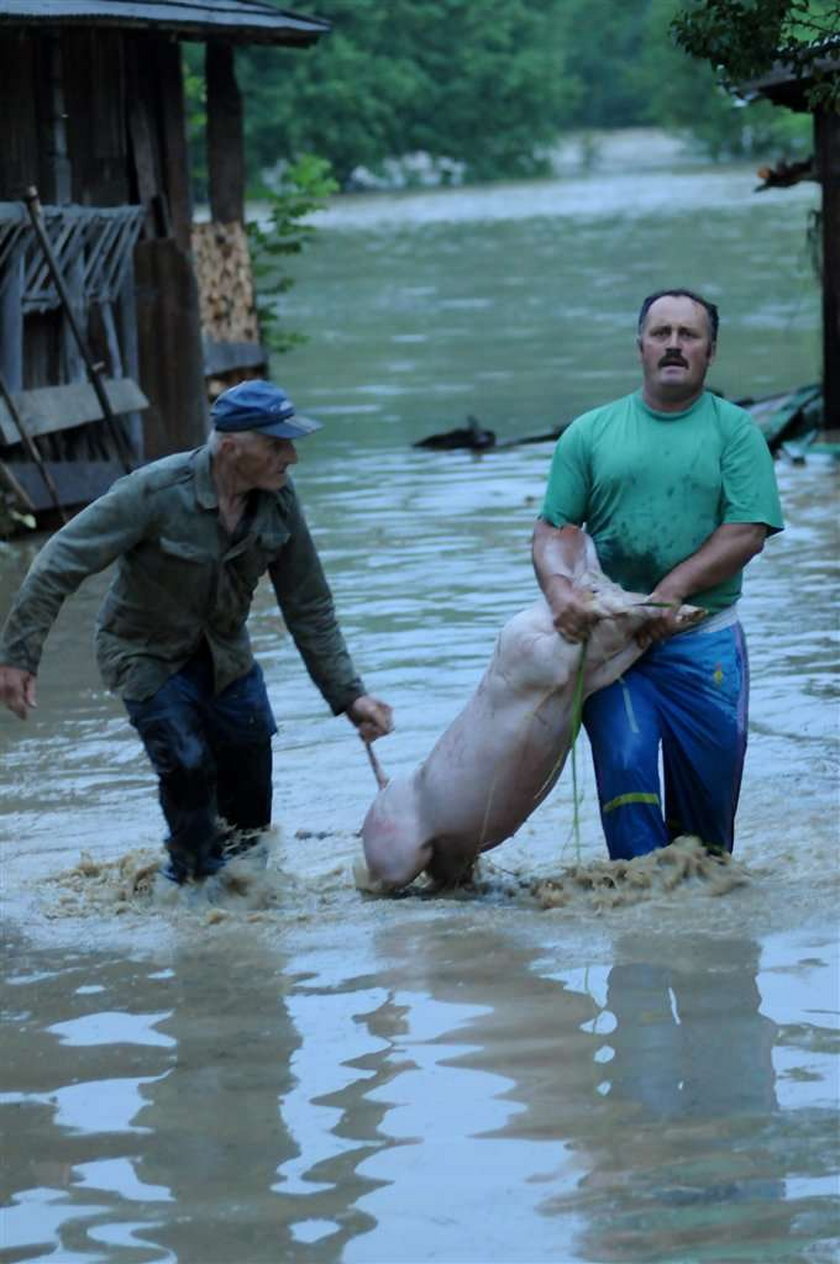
[24,188,134,473]
[0,456,36,511]
[365,741,390,790]
[0,371,67,521]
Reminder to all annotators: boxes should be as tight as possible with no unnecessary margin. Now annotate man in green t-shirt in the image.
[532,288,783,860]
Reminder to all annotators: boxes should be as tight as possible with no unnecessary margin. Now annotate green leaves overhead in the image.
[672,1,840,104]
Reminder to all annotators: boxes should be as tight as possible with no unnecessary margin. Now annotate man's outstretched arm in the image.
[0,475,149,716]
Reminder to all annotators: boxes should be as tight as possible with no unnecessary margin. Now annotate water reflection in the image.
[602,936,776,1119]
[564,937,788,1263]
[0,937,377,1263]
[338,923,595,1262]
[325,923,832,1264]
[2,920,836,1263]
[1,945,175,1262]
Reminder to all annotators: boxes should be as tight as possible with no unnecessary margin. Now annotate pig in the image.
[360,535,704,890]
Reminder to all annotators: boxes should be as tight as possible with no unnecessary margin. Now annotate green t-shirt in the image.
[540,390,784,614]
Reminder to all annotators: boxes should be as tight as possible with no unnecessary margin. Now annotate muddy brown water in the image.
[2,165,838,1262]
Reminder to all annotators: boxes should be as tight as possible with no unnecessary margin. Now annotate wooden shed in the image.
[0,0,328,523]
[741,41,840,427]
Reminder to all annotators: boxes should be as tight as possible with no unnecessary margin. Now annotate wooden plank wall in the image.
[124,32,208,452]
[63,29,129,207]
[0,31,56,201]
[0,27,211,471]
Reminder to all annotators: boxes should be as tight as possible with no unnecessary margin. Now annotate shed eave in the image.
[0,0,329,44]
[737,45,840,110]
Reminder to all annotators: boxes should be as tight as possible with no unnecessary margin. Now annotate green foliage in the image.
[238,0,577,187]
[184,1,834,201]
[246,155,339,356]
[637,0,816,158]
[182,43,208,203]
[559,0,651,128]
[672,0,840,107]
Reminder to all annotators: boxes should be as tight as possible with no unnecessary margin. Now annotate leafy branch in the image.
[246,154,338,355]
[672,0,840,107]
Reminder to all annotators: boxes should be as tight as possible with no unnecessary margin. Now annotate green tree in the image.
[634,0,815,157]
[182,43,208,202]
[238,0,578,188]
[247,155,339,355]
[672,1,840,106]
[560,0,651,128]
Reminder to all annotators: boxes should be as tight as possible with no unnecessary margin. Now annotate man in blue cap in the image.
[0,379,393,883]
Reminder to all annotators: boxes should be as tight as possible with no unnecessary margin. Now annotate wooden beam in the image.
[203,338,268,376]
[206,41,245,225]
[816,106,840,427]
[0,378,148,445]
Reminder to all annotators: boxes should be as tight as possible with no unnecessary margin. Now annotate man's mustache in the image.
[658,353,688,368]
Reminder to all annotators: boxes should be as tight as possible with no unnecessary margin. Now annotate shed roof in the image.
[0,0,329,44]
[738,36,840,111]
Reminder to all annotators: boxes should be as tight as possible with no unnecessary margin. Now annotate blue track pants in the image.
[582,623,749,861]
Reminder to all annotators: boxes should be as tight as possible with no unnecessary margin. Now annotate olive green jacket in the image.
[0,446,365,711]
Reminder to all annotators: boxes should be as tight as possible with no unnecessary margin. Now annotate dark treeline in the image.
[185,0,825,194]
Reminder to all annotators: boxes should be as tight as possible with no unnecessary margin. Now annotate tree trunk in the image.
[815,107,840,427]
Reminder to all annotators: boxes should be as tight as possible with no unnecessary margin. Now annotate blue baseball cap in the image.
[210,379,322,439]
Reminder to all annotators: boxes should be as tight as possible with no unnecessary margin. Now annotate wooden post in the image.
[157,36,194,253]
[206,42,245,225]
[135,237,208,459]
[815,106,840,428]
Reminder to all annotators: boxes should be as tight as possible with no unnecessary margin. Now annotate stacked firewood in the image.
[192,221,260,343]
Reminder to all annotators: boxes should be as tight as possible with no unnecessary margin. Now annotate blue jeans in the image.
[125,643,277,879]
[583,624,749,860]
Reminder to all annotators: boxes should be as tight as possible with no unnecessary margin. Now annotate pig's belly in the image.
[414,678,574,847]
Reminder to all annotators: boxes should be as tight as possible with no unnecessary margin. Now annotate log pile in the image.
[191,220,260,343]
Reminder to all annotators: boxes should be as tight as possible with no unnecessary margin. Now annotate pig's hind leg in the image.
[424,833,481,889]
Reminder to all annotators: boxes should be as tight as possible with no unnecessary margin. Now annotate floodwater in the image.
[1,162,838,1263]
